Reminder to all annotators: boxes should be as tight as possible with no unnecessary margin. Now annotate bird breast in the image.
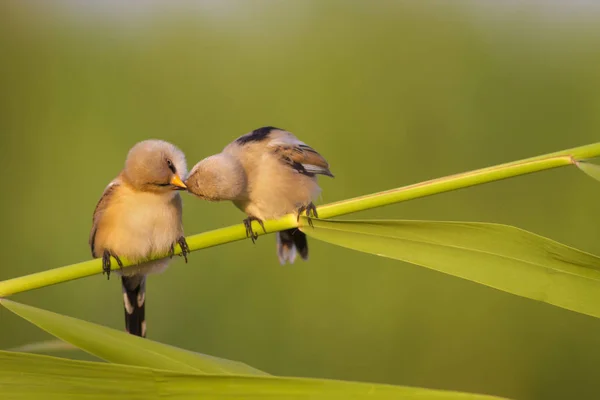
[95,187,182,274]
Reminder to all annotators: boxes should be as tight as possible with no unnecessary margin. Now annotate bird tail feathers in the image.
[277,229,309,265]
[121,275,146,338]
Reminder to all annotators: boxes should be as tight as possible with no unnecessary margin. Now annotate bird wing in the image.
[171,191,184,235]
[267,134,334,177]
[89,180,120,257]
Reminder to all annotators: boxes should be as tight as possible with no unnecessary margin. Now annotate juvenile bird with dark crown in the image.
[186,126,333,264]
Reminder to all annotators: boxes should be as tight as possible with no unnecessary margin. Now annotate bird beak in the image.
[170,174,187,190]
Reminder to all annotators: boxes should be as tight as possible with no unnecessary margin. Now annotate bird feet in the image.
[243,216,266,243]
[297,202,318,228]
[170,236,190,263]
[102,249,123,280]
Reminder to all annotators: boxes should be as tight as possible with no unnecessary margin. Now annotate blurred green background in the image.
[1,1,600,399]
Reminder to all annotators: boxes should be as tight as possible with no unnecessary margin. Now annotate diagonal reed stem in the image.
[0,142,599,297]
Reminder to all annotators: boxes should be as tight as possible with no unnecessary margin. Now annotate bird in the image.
[89,139,190,338]
[185,126,333,264]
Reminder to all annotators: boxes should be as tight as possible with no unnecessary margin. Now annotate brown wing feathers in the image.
[273,144,334,177]
[89,182,119,258]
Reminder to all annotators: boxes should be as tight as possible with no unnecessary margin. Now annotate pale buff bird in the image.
[90,140,189,338]
[185,126,333,264]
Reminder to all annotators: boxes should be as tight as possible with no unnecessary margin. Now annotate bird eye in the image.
[166,159,176,173]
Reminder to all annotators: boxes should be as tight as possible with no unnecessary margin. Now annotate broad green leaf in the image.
[0,350,509,400]
[6,338,78,354]
[575,160,600,182]
[0,299,267,376]
[301,219,600,319]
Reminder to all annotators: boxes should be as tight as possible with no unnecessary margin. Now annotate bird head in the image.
[123,140,188,193]
[185,153,246,201]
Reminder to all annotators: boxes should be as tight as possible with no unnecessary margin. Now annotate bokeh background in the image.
[2,1,600,399]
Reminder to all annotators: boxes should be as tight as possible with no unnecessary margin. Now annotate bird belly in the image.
[95,192,182,276]
[244,169,321,220]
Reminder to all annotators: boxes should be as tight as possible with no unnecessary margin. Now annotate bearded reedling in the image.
[90,140,190,337]
[186,126,333,264]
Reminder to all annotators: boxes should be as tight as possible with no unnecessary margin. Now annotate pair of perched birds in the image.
[89,127,333,337]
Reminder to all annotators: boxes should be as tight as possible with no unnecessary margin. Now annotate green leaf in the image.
[0,350,510,399]
[0,299,267,376]
[301,219,600,319]
[6,338,78,354]
[575,160,600,182]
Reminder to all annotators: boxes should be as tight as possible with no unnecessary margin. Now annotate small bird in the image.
[89,140,189,338]
[185,126,333,264]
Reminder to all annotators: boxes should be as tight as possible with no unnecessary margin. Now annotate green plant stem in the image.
[0,142,598,297]
[317,142,597,219]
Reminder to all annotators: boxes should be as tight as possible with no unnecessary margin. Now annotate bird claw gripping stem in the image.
[102,249,123,280]
[297,202,318,228]
[243,216,266,243]
[170,236,190,263]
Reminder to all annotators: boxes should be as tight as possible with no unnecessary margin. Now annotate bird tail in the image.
[277,229,309,265]
[121,275,146,338]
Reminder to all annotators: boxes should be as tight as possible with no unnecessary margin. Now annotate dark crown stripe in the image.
[236,126,283,145]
